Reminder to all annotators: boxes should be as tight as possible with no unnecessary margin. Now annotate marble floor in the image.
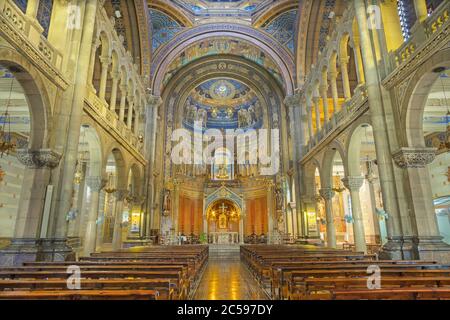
[193,251,268,300]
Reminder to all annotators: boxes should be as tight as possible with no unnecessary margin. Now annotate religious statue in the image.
[162,189,171,216]
[275,187,284,211]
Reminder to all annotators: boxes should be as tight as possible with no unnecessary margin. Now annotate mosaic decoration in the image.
[37,0,53,38]
[162,37,284,88]
[150,9,184,53]
[318,0,336,52]
[13,0,27,12]
[262,10,297,53]
[0,67,14,79]
[183,79,263,131]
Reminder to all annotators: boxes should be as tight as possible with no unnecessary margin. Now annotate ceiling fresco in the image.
[183,78,263,131]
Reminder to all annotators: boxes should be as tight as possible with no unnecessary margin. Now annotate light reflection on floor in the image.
[194,252,268,300]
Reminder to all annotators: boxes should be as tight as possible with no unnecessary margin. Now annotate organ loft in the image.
[0,0,448,301]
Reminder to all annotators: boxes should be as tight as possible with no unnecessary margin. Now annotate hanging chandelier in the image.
[0,77,16,157]
[104,172,117,194]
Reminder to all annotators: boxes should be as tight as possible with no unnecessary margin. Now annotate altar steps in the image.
[208,244,240,261]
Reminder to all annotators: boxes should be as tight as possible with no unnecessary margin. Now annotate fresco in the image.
[162,37,284,88]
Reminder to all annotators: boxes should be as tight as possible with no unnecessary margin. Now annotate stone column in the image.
[329,70,339,113]
[109,72,120,112]
[239,218,244,244]
[26,0,39,19]
[320,83,329,124]
[340,57,352,100]
[87,39,100,90]
[354,0,404,255]
[82,176,105,257]
[112,189,127,251]
[119,85,127,122]
[313,96,321,132]
[50,0,99,238]
[13,149,62,238]
[319,188,336,248]
[342,176,367,253]
[306,104,314,142]
[134,105,140,135]
[367,173,382,243]
[393,148,450,263]
[352,40,366,85]
[414,0,428,23]
[127,96,134,129]
[99,56,111,101]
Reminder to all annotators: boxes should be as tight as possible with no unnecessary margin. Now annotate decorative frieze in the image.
[16,149,62,169]
[392,147,437,169]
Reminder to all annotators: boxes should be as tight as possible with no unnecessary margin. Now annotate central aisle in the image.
[193,246,268,300]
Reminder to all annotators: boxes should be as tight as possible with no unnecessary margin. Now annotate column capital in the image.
[329,70,339,79]
[284,93,301,108]
[16,149,62,169]
[319,188,335,201]
[342,176,365,191]
[111,71,120,80]
[148,95,163,108]
[100,56,112,66]
[392,147,436,169]
[86,176,107,192]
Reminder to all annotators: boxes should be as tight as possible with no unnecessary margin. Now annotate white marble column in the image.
[83,176,105,256]
[320,188,337,248]
[342,176,367,253]
[367,174,382,243]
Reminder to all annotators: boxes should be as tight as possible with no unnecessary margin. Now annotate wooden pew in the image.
[0,289,160,300]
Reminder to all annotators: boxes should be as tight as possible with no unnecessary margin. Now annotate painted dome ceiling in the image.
[183,78,263,131]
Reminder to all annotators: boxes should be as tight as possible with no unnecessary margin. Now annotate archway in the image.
[206,199,241,245]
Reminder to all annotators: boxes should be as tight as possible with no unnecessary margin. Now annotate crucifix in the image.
[219,202,228,214]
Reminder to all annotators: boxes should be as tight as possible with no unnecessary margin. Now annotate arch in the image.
[79,124,103,178]
[321,140,347,188]
[253,0,298,28]
[149,0,194,28]
[345,115,373,176]
[103,145,127,189]
[150,24,295,96]
[127,162,143,197]
[403,47,450,147]
[0,48,52,150]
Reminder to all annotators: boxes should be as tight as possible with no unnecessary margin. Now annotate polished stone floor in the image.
[193,250,268,300]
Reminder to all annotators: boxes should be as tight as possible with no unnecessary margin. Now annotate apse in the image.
[182,78,263,131]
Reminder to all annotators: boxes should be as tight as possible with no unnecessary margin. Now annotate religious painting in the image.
[218,213,228,229]
[162,37,284,88]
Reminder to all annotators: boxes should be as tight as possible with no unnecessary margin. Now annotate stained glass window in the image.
[13,0,27,12]
[37,0,53,38]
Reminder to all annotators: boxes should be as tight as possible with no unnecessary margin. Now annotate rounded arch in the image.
[127,162,143,197]
[0,48,52,150]
[103,145,127,189]
[150,24,295,96]
[345,116,374,176]
[150,0,194,28]
[403,47,450,147]
[253,0,299,27]
[303,158,322,196]
[78,124,103,178]
[321,140,347,188]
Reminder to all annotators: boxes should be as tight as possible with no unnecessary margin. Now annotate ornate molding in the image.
[319,188,335,201]
[284,93,301,108]
[148,95,163,108]
[392,147,437,169]
[16,149,62,169]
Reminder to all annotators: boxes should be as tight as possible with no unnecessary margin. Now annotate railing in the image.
[305,85,368,154]
[84,89,143,158]
[0,0,66,88]
[392,1,449,69]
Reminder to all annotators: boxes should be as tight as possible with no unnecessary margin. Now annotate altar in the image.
[209,232,239,244]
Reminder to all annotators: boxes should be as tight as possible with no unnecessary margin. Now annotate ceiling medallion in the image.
[210,80,235,100]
